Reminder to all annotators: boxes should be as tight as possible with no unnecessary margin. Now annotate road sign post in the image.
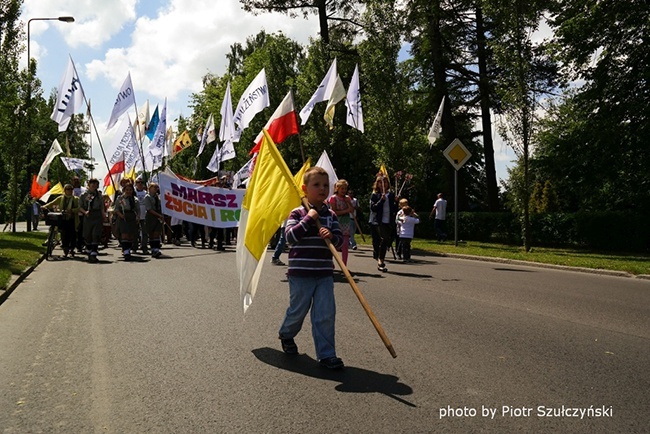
[443,139,472,246]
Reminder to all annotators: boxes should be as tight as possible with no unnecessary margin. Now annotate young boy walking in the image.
[278,167,345,369]
[396,206,420,262]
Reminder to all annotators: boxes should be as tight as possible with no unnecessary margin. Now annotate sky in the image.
[21,0,519,185]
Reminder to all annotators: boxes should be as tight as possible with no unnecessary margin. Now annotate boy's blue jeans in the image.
[279,275,337,361]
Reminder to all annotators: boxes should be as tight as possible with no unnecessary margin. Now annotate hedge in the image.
[420,211,650,252]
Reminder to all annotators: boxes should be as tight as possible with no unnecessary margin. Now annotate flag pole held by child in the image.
[300,196,397,358]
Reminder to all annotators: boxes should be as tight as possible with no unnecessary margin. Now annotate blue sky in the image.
[21,0,518,184]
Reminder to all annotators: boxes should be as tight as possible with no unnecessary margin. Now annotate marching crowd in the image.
[38,171,448,268]
[37,168,448,371]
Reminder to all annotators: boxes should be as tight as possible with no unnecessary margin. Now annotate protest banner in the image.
[158,171,244,228]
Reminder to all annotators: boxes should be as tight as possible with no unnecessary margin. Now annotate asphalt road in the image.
[0,241,648,433]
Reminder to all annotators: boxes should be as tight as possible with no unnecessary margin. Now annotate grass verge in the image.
[0,232,47,290]
[411,239,650,276]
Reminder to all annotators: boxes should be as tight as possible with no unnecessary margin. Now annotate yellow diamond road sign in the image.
[443,138,472,171]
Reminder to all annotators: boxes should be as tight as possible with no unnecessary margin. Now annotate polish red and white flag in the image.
[249,91,299,155]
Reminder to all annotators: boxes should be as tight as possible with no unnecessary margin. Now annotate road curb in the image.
[432,252,650,280]
[0,253,47,306]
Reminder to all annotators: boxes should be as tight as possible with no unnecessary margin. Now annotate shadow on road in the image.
[493,267,535,273]
[252,347,416,407]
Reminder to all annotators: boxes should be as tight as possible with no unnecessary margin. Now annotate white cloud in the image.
[23,0,136,48]
[84,0,318,102]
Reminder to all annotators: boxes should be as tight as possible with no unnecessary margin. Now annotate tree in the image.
[534,0,650,213]
[0,0,24,229]
[239,0,363,45]
[486,0,556,251]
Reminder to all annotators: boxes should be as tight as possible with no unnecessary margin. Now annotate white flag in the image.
[59,156,95,172]
[37,139,64,186]
[233,69,270,136]
[50,57,85,132]
[105,117,140,173]
[206,145,221,173]
[428,96,445,146]
[345,64,364,132]
[107,73,136,130]
[299,58,338,125]
[232,156,255,188]
[197,113,215,157]
[220,82,236,143]
[220,140,236,163]
[323,74,346,129]
[206,140,236,173]
[315,150,339,198]
[147,99,167,157]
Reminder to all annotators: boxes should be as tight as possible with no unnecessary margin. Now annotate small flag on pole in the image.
[428,96,445,147]
[345,64,364,132]
[50,56,85,132]
[107,72,136,130]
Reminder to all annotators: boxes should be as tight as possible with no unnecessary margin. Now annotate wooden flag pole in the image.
[301,197,397,358]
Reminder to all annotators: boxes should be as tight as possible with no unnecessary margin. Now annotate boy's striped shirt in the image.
[285,205,344,276]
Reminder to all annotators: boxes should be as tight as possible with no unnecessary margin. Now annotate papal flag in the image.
[323,74,346,129]
[299,58,338,125]
[37,139,64,186]
[50,56,85,132]
[237,129,303,312]
[428,96,445,147]
[345,64,364,132]
[107,72,136,130]
[39,182,64,204]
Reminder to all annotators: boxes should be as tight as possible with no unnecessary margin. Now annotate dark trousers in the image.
[60,219,76,253]
[401,238,412,260]
[371,225,380,260]
[435,219,447,241]
[76,216,85,251]
[377,223,393,262]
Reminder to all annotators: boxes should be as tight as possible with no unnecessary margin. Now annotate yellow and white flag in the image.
[236,129,303,312]
[39,182,64,203]
[324,74,346,129]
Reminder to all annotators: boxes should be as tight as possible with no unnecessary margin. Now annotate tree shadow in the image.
[251,347,416,407]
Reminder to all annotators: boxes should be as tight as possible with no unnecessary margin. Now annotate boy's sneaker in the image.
[319,357,344,370]
[271,258,285,266]
[280,337,298,355]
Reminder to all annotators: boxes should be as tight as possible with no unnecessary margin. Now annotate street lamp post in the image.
[24,16,74,232]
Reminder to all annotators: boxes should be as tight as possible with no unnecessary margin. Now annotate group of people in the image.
[41,176,169,262]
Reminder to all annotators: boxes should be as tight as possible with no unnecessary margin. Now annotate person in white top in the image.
[134,178,149,253]
[429,192,447,242]
[397,206,420,262]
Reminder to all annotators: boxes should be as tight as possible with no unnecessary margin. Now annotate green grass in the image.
[0,231,47,290]
[410,239,650,276]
